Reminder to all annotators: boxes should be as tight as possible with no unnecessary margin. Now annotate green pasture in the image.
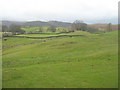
[21,27,41,32]
[14,31,90,37]
[2,31,118,88]
[2,37,43,47]
[14,34,59,37]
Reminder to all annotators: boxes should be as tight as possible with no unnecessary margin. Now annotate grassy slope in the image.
[14,31,90,37]
[14,34,59,37]
[2,37,43,47]
[3,31,118,88]
[21,27,69,33]
[21,27,41,32]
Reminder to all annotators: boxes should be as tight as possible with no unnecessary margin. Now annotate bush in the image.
[86,27,103,33]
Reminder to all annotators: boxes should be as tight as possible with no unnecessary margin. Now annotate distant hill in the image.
[2,20,25,26]
[87,24,118,30]
[2,20,72,27]
[47,21,71,27]
[2,20,118,30]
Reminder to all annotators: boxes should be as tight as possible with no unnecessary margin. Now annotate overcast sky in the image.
[0,0,119,24]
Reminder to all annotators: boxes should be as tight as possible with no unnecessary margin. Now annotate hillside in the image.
[88,24,118,30]
[2,20,72,27]
[2,20,24,26]
[3,31,118,88]
[2,20,118,30]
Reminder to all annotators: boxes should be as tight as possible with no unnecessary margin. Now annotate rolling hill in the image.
[2,20,72,27]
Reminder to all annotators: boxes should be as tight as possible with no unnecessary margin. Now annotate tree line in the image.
[2,24,25,34]
[2,20,113,35]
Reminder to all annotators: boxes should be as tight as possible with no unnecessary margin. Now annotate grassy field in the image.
[2,31,118,88]
[21,27,43,32]
[14,34,59,37]
[21,26,70,33]
[14,31,90,37]
[2,37,44,47]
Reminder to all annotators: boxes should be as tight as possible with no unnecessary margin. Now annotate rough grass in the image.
[2,31,118,88]
[14,31,90,37]
[2,37,42,47]
[21,27,42,32]
[21,26,69,33]
[14,34,59,37]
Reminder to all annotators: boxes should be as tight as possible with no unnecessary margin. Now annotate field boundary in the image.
[4,35,84,39]
[3,35,85,49]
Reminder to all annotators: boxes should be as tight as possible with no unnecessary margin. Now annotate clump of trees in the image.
[2,25,9,32]
[107,23,112,32]
[72,20,87,31]
[72,20,113,33]
[47,26,56,32]
[2,25,25,34]
[38,27,43,32]
[86,27,99,33]
[9,25,25,34]
[2,25,25,36]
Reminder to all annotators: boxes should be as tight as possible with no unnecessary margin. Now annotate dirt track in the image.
[2,35,85,49]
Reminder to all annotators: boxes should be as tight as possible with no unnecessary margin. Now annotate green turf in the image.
[2,31,118,88]
[14,31,90,37]
[21,26,69,33]
[14,34,59,37]
[2,37,43,47]
[21,27,42,32]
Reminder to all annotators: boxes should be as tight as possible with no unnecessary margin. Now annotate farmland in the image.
[2,37,43,47]
[2,30,118,88]
[21,26,70,33]
[1,0,119,88]
[15,31,90,37]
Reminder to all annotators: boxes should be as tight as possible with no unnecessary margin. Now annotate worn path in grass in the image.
[3,38,59,49]
[3,33,85,49]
